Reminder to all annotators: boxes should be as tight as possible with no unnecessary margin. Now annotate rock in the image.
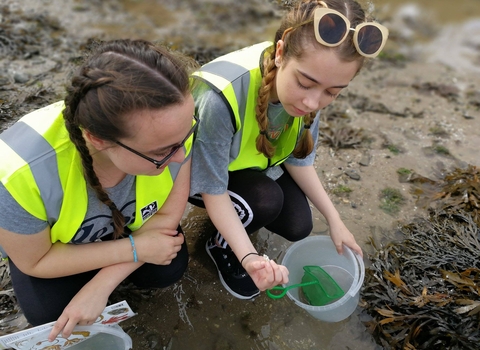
[135,325,146,335]
[345,169,361,180]
[359,153,371,166]
[13,72,29,84]
[146,332,160,349]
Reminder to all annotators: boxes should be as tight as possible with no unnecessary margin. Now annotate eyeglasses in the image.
[281,7,389,58]
[115,115,199,169]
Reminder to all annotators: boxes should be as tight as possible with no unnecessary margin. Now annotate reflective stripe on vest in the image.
[192,42,302,171]
[0,102,187,243]
[0,101,67,224]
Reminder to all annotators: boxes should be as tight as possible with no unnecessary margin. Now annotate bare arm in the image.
[283,163,362,256]
[75,158,192,295]
[48,159,191,339]
[0,226,136,277]
[202,192,256,259]
[202,191,288,290]
[1,159,191,280]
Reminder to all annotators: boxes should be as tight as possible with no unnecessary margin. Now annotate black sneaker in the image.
[205,239,260,300]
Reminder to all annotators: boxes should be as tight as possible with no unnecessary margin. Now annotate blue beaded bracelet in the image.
[128,234,138,263]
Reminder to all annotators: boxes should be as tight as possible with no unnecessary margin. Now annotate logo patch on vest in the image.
[141,201,158,221]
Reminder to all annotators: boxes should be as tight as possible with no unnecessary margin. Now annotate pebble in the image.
[146,333,160,348]
[135,325,146,335]
[359,154,371,166]
[14,72,29,84]
[345,169,361,180]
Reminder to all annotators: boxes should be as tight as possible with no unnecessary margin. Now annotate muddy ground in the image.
[0,0,479,349]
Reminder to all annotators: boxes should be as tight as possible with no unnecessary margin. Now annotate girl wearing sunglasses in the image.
[0,39,198,340]
[189,0,388,299]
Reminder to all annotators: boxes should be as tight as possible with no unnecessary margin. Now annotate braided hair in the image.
[63,39,197,238]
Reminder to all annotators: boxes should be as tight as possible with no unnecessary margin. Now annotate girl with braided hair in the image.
[189,0,388,299]
[0,39,198,339]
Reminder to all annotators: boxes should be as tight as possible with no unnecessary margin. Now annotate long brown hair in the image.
[63,39,197,238]
[255,0,366,159]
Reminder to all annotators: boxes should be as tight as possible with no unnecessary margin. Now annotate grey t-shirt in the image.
[0,175,136,243]
[190,84,320,196]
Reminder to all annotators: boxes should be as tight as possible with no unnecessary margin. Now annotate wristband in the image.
[240,252,259,267]
[128,234,138,263]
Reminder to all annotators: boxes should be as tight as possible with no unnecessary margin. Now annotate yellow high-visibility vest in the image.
[192,42,303,171]
[0,101,193,243]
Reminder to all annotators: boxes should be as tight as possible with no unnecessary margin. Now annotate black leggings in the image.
[9,229,188,326]
[189,168,313,241]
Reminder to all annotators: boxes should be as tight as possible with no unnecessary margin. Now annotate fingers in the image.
[249,258,289,291]
[336,242,363,258]
[163,235,183,263]
[48,307,98,342]
[249,259,266,271]
[162,229,180,237]
[335,243,344,255]
[165,235,183,253]
[173,233,185,245]
[274,261,289,283]
[48,317,67,342]
[351,243,363,257]
[262,258,274,285]
[268,260,289,285]
[136,231,184,265]
[48,314,97,341]
[61,318,78,339]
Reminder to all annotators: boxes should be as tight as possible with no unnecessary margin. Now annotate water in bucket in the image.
[267,265,345,306]
[300,266,345,306]
[279,235,365,323]
[67,327,131,350]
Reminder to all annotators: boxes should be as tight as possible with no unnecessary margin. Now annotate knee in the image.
[250,182,284,217]
[273,218,313,242]
[165,249,189,284]
[256,193,284,219]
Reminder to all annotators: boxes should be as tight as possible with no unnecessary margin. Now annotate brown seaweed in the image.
[408,165,480,226]
[362,165,480,349]
[318,112,365,149]
[361,211,480,350]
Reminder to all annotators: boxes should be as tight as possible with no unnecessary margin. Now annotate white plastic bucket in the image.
[21,324,132,350]
[281,235,365,322]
